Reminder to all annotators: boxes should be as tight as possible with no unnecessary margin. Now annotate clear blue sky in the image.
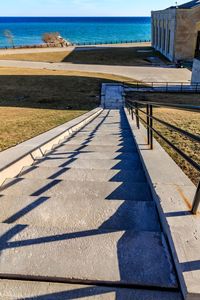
[0,0,187,17]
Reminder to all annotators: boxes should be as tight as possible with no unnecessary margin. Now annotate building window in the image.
[156,26,158,47]
[152,24,155,45]
[163,28,166,52]
[167,29,171,54]
[195,31,200,58]
[159,26,162,49]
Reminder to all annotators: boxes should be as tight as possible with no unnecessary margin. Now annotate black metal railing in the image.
[126,99,200,214]
[73,39,151,46]
[123,81,200,93]
[0,39,151,50]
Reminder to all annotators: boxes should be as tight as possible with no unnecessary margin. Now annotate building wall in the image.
[175,7,200,61]
[151,9,176,61]
[152,6,200,62]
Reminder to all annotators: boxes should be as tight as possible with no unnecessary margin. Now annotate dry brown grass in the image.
[0,67,132,110]
[0,67,134,151]
[128,92,200,105]
[0,51,72,63]
[154,108,200,185]
[0,46,167,66]
[0,108,86,152]
[128,91,200,185]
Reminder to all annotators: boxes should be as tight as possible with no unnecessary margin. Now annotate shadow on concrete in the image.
[18,286,120,300]
[182,260,200,272]
[3,197,49,224]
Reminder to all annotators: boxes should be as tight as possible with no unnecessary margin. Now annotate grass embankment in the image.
[0,46,167,66]
[0,67,133,151]
[0,108,86,152]
[127,92,200,185]
[154,108,200,185]
[0,51,72,63]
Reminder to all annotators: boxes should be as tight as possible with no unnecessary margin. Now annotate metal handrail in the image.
[123,81,200,94]
[126,99,200,214]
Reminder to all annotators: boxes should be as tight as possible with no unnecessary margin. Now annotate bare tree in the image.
[3,30,14,48]
[42,32,60,44]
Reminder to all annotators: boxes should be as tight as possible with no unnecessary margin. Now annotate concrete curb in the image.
[125,108,200,300]
[0,107,103,186]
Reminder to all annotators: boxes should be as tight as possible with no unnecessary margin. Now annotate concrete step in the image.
[64,137,135,146]
[79,126,131,132]
[0,279,183,300]
[20,166,146,182]
[45,151,139,161]
[72,132,133,138]
[105,106,124,109]
[0,195,160,231]
[54,144,137,153]
[0,223,178,289]
[1,178,152,202]
[76,132,132,138]
[79,127,131,131]
[34,158,142,170]
[64,140,135,146]
[65,139,135,146]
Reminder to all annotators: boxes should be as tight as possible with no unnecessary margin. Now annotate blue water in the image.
[0,17,151,47]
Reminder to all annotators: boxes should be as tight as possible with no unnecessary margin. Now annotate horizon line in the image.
[0,15,151,18]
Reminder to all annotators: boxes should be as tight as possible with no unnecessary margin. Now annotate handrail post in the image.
[135,103,140,129]
[147,104,150,145]
[192,181,200,214]
[131,107,134,120]
[149,105,153,149]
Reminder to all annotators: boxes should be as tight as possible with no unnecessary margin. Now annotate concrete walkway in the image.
[0,109,181,298]
[0,59,191,82]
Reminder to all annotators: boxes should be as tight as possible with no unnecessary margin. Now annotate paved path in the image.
[0,108,181,298]
[0,59,191,82]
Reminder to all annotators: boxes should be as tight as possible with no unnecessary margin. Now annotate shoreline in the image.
[0,41,151,55]
[0,39,151,51]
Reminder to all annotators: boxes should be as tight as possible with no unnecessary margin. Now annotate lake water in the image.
[0,17,151,47]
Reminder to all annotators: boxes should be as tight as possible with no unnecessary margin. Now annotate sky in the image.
[0,0,187,17]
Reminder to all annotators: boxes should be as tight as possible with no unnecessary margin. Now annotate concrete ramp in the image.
[0,109,181,298]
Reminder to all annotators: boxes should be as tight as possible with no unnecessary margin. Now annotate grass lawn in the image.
[128,92,200,105]
[0,51,72,63]
[0,46,168,66]
[154,108,200,186]
[127,92,200,185]
[0,108,86,152]
[0,67,133,151]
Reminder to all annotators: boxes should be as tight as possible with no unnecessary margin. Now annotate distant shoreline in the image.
[0,41,152,55]
[0,40,151,50]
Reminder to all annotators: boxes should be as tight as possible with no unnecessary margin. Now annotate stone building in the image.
[151,0,200,62]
